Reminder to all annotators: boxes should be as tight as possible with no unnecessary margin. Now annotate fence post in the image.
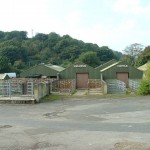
[8,80,11,98]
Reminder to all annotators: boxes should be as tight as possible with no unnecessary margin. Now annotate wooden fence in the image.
[51,79,76,94]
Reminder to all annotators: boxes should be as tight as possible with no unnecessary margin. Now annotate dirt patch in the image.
[31,142,67,149]
[0,125,12,128]
[43,111,64,118]
[111,141,147,150]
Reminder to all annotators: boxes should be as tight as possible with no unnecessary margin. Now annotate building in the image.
[19,61,144,94]
[138,62,150,72]
[20,64,65,78]
[100,61,143,87]
[59,62,100,89]
[5,73,16,78]
[0,74,10,80]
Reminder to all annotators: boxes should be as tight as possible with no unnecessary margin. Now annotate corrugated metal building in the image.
[138,62,150,72]
[95,59,117,71]
[20,64,65,78]
[59,62,100,89]
[19,60,143,92]
[100,61,143,87]
[0,74,10,80]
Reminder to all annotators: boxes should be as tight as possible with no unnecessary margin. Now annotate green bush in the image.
[137,80,150,95]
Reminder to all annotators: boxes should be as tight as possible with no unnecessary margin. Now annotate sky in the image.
[0,0,150,52]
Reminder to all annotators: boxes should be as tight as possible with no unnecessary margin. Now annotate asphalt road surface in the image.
[0,96,150,150]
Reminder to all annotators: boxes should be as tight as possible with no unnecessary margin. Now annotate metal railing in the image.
[106,79,126,94]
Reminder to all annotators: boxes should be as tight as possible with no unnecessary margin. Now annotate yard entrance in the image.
[116,72,129,87]
[76,73,89,89]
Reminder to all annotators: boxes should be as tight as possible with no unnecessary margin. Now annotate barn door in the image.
[76,73,89,89]
[116,72,129,87]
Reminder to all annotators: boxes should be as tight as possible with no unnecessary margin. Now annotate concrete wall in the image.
[34,82,50,102]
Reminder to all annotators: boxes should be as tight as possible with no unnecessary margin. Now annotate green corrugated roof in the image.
[100,61,120,72]
[45,64,65,72]
[95,59,117,70]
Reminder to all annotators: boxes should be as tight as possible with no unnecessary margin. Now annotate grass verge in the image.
[40,92,138,103]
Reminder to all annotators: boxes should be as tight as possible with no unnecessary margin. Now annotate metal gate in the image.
[27,82,34,95]
[0,80,34,97]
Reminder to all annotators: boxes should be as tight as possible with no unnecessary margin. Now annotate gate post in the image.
[8,80,11,98]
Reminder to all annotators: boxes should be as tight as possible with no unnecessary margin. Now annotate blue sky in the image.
[0,0,150,52]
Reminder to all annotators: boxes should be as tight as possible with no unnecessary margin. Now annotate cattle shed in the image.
[59,62,100,89]
[100,61,143,87]
[20,64,65,78]
[60,62,100,79]
[95,59,117,71]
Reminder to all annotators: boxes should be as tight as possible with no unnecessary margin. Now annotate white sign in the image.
[117,65,128,67]
[74,64,86,68]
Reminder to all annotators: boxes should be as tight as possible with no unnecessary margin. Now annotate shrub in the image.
[137,80,150,95]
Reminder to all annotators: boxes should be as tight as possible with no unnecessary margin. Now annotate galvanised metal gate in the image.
[27,81,34,96]
[0,80,34,97]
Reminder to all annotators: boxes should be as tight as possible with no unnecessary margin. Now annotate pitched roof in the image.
[138,62,150,71]
[95,59,117,70]
[0,74,10,79]
[100,61,120,72]
[5,73,16,78]
[45,64,65,72]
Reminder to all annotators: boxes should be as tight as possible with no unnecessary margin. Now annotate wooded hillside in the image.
[0,31,123,74]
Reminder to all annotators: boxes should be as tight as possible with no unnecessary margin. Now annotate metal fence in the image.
[106,79,126,94]
[0,80,34,97]
[129,79,141,91]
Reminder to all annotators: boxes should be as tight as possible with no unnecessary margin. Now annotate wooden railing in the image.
[51,79,76,94]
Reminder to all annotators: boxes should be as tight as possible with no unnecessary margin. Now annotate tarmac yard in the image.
[0,96,150,150]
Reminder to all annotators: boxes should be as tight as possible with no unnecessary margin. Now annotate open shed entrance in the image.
[116,72,129,87]
[76,73,89,89]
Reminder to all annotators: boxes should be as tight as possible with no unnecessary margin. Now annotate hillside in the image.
[0,31,123,74]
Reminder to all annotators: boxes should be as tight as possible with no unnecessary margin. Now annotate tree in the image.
[136,46,150,66]
[1,46,27,65]
[137,64,150,95]
[4,31,27,40]
[123,43,144,66]
[0,56,11,73]
[78,51,99,67]
[0,31,5,40]
[97,46,116,63]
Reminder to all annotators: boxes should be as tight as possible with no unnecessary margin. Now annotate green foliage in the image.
[78,51,99,67]
[97,46,116,63]
[1,45,27,65]
[123,43,144,66]
[137,80,150,95]
[0,31,122,75]
[136,46,150,67]
[4,31,27,40]
[144,63,150,81]
[138,64,150,95]
[0,56,11,73]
